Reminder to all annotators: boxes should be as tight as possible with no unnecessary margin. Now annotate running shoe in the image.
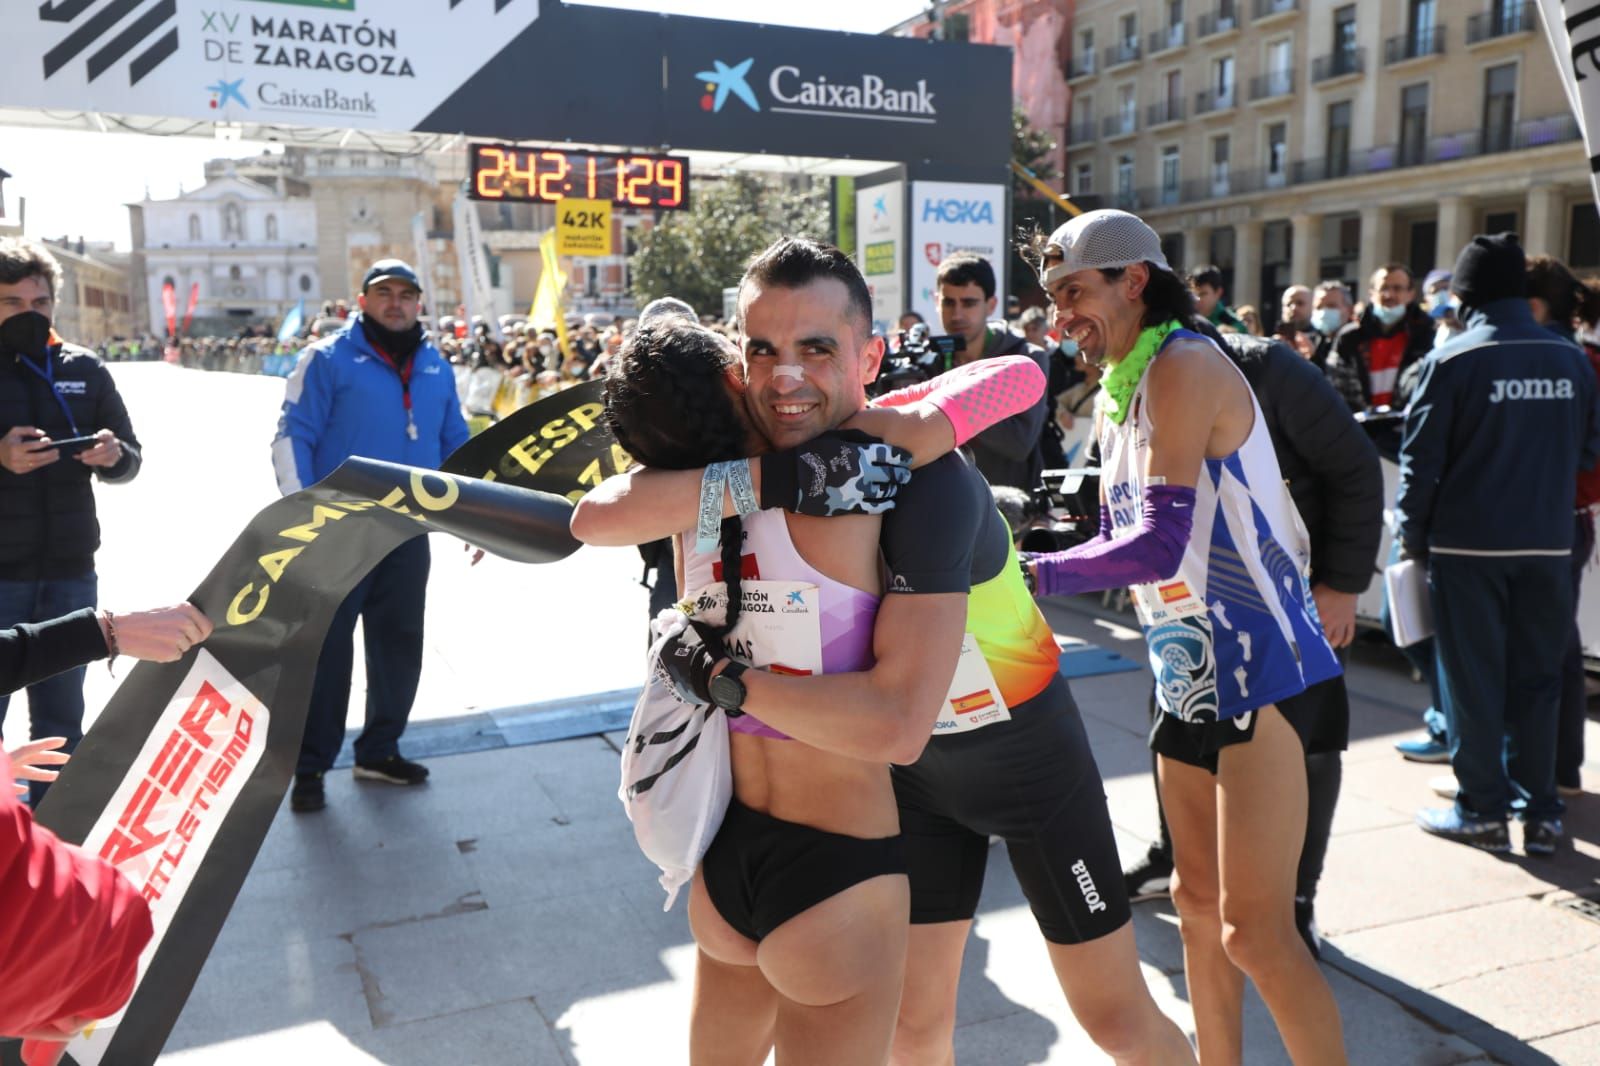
[1294,896,1321,960]
[1523,819,1563,857]
[1394,733,1451,763]
[290,772,326,813]
[1429,774,1459,800]
[354,755,430,785]
[1414,807,1510,852]
[1123,846,1173,902]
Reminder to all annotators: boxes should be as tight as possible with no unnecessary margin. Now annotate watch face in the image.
[709,673,745,710]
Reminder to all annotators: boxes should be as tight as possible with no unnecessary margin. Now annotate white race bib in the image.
[678,580,823,675]
[931,634,1013,735]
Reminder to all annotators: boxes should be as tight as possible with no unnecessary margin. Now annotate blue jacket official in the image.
[271,315,471,493]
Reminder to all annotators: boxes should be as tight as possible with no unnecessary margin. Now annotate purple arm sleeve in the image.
[1029,484,1196,597]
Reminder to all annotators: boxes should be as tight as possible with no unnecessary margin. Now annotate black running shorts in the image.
[890,674,1131,945]
[702,798,907,943]
[1149,673,1351,774]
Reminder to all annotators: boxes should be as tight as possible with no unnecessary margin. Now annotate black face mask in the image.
[0,311,51,360]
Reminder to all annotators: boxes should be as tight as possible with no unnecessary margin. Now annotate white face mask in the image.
[1311,307,1345,335]
[1372,303,1407,328]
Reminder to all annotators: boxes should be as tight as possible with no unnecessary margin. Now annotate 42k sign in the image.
[556,198,613,256]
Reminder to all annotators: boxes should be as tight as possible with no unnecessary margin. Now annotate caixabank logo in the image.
[695,55,938,125]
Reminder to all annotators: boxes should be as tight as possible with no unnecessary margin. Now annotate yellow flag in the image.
[528,230,572,361]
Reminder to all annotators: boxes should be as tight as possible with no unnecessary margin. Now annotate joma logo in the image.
[1488,378,1575,403]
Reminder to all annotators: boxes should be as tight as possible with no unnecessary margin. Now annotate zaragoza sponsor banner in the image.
[21,385,623,1065]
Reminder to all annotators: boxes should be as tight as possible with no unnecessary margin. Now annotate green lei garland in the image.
[1101,320,1179,425]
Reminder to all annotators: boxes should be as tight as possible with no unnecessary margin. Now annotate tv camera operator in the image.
[936,255,1049,488]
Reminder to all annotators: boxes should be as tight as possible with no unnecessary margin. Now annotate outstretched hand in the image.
[8,736,69,798]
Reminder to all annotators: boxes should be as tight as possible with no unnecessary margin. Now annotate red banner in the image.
[180,282,200,336]
[160,281,176,338]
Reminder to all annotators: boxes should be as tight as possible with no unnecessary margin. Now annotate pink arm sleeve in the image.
[875,356,1048,447]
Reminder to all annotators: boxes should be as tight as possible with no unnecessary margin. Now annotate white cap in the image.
[1040,209,1170,287]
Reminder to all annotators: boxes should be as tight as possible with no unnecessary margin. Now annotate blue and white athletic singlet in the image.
[1097,328,1342,722]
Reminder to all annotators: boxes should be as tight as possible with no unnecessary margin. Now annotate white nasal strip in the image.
[932,634,1012,735]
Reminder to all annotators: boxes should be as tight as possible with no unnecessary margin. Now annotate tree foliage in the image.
[1012,104,1060,188]
[630,174,829,315]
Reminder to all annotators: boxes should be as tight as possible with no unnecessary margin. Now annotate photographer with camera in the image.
[935,254,1051,489]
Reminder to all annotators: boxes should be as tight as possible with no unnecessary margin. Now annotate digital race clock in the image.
[467,144,690,210]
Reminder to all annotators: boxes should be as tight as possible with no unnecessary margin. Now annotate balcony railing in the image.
[1149,23,1187,54]
[1197,5,1240,38]
[1066,119,1097,145]
[1384,25,1447,65]
[1311,47,1364,82]
[1116,113,1580,213]
[1104,39,1141,68]
[1252,0,1298,20]
[1103,113,1139,138]
[1249,70,1294,102]
[1467,4,1536,44]
[1195,87,1237,115]
[1147,99,1187,126]
[1067,52,1097,79]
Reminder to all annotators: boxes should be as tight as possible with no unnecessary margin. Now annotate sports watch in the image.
[707,660,749,713]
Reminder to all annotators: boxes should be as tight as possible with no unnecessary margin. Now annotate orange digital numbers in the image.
[469,144,689,209]
[656,159,684,208]
[506,150,536,197]
[538,151,571,201]
[620,157,656,206]
[474,146,507,199]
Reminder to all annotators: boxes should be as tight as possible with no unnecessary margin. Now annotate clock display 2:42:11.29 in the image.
[468,144,690,210]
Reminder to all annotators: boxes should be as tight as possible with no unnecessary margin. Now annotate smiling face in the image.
[739,277,883,450]
[1043,260,1150,367]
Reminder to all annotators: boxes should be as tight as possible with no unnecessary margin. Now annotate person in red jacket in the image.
[2,744,153,1065]
[1,600,209,1064]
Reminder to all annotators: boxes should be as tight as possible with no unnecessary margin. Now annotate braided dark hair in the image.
[602,318,753,637]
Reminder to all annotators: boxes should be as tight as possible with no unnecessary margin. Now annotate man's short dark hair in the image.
[935,254,997,300]
[1375,262,1415,287]
[0,238,62,298]
[740,237,873,335]
[1189,264,1225,291]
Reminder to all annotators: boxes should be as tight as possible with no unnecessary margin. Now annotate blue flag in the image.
[277,299,305,342]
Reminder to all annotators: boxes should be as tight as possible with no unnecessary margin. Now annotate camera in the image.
[1018,467,1103,554]
[869,323,965,397]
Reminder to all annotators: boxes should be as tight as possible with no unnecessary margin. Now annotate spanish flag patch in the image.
[950,689,996,716]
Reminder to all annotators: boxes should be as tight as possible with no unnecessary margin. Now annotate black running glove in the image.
[658,623,742,715]
[758,430,912,517]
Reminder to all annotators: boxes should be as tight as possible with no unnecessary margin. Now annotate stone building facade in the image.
[1062,0,1585,324]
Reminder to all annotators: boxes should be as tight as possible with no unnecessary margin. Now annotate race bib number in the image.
[932,634,1013,735]
[679,580,823,675]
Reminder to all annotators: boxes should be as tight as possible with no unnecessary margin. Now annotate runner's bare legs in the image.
[1162,706,1347,1065]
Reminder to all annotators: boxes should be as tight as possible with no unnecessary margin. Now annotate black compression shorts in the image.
[702,798,906,943]
[1149,673,1351,774]
[890,673,1131,944]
